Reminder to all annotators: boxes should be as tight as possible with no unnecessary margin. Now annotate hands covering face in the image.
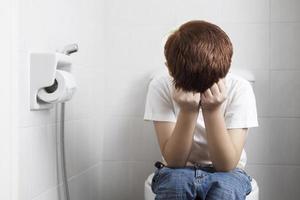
[200,78,227,111]
[172,85,201,113]
[172,79,227,113]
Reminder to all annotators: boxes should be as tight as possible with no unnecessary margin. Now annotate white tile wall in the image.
[99,161,155,200]
[174,0,221,24]
[15,0,106,199]
[271,23,300,70]
[271,0,300,22]
[221,23,270,70]
[68,164,102,200]
[0,0,13,199]
[270,71,300,117]
[64,118,103,178]
[250,70,270,117]
[31,186,60,200]
[246,118,300,165]
[103,0,177,26]
[102,116,160,162]
[19,125,57,199]
[219,0,270,23]
[246,164,300,200]
[102,24,171,73]
[100,161,132,199]
[12,0,300,200]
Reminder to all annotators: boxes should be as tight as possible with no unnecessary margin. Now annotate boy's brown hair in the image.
[164,20,233,93]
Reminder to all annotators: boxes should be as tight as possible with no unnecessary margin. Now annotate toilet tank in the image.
[229,69,255,86]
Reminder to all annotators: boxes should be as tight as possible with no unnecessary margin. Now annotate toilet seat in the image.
[144,173,259,200]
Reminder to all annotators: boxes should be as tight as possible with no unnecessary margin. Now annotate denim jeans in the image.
[151,165,252,200]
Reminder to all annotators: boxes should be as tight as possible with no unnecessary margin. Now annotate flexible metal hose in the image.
[60,102,70,200]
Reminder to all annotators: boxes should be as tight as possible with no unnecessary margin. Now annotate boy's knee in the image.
[206,170,251,200]
[206,185,245,200]
[152,168,195,199]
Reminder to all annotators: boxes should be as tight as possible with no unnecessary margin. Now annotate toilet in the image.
[144,69,259,200]
[144,173,259,200]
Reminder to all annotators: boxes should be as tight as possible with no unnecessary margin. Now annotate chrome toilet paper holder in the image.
[30,52,74,110]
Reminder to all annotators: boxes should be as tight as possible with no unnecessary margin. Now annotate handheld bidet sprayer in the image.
[43,44,78,93]
[58,44,78,200]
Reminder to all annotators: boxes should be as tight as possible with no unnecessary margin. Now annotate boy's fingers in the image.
[200,93,206,102]
[204,88,213,98]
[217,79,226,94]
[210,83,220,96]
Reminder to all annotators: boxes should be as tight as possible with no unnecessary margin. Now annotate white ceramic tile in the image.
[174,0,221,24]
[220,23,269,70]
[19,0,104,74]
[68,164,102,200]
[129,118,162,162]
[20,0,99,51]
[90,68,106,119]
[103,70,150,116]
[19,125,58,199]
[245,118,272,165]
[103,24,171,72]
[219,0,269,23]
[267,118,300,165]
[246,118,300,165]
[271,23,300,70]
[103,0,177,26]
[18,127,33,200]
[270,71,300,117]
[31,125,58,198]
[87,118,103,167]
[102,114,161,162]
[128,161,157,200]
[64,118,102,178]
[31,186,59,200]
[245,164,300,200]
[102,116,137,161]
[0,0,13,199]
[271,0,300,22]
[100,161,132,200]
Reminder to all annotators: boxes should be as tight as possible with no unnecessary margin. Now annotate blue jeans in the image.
[151,165,252,200]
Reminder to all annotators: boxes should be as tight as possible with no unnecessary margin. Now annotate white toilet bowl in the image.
[144,173,259,200]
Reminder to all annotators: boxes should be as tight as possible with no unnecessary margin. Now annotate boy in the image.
[143,20,258,200]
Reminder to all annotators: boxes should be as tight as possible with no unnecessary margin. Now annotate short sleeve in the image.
[225,81,259,129]
[143,77,177,122]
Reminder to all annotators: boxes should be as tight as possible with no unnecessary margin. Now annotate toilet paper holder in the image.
[30,52,74,110]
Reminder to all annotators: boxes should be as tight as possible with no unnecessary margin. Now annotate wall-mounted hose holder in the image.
[30,52,73,110]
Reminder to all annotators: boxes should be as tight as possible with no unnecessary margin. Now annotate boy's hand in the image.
[200,79,227,111]
[171,85,201,113]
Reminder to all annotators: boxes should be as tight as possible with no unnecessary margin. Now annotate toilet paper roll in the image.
[37,70,77,103]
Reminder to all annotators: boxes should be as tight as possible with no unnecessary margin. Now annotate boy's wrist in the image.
[180,107,200,115]
[201,105,222,116]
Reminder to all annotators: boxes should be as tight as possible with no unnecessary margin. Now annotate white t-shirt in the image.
[143,70,259,169]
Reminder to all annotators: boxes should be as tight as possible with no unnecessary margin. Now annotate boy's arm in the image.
[154,109,199,168]
[201,79,247,172]
[203,108,247,172]
[154,86,201,168]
